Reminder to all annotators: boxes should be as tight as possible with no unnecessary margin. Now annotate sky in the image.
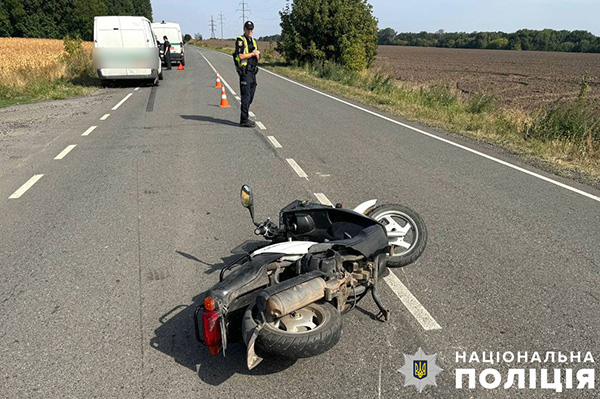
[150,0,600,39]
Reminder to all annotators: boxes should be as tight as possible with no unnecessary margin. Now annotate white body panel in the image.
[93,16,161,80]
[353,199,378,215]
[251,241,318,261]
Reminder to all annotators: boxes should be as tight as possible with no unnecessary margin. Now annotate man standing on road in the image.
[233,21,260,128]
[163,36,172,70]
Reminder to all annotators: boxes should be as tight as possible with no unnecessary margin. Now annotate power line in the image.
[208,15,216,39]
[218,12,226,39]
[237,2,251,23]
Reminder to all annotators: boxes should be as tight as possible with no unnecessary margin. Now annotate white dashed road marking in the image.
[235,96,241,101]
[313,192,442,330]
[111,93,132,110]
[100,114,110,121]
[54,145,76,160]
[9,174,44,199]
[267,136,282,148]
[249,111,255,118]
[313,193,333,206]
[134,87,140,91]
[81,126,97,136]
[220,78,237,96]
[256,121,266,130]
[286,158,308,179]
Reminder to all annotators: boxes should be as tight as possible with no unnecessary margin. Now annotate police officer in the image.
[234,21,260,127]
[163,36,172,70]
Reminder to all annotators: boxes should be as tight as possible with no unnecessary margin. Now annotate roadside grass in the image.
[195,42,600,184]
[0,37,98,108]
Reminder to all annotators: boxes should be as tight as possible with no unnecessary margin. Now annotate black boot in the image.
[239,120,256,128]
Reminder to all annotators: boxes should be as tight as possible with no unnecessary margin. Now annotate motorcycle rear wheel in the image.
[368,204,427,267]
[246,302,342,359]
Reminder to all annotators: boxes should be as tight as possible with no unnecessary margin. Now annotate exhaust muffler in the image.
[266,278,327,318]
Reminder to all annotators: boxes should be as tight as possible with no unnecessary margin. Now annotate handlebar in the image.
[254,218,279,239]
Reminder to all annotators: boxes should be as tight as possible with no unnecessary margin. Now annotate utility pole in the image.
[237,2,251,23]
[208,15,216,39]
[219,12,226,39]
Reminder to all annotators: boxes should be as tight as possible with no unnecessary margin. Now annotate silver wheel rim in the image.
[374,210,419,257]
[268,304,325,334]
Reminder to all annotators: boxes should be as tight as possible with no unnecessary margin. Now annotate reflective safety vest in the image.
[234,35,258,67]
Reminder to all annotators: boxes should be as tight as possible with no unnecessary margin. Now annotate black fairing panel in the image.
[280,201,389,258]
[309,224,389,259]
[207,253,283,309]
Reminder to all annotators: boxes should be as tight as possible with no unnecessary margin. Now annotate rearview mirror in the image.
[240,185,255,223]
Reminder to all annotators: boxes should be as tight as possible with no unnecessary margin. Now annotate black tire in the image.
[181,57,185,67]
[247,302,342,359]
[158,70,163,80]
[368,204,427,268]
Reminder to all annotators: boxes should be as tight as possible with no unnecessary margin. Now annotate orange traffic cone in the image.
[219,86,231,108]
[178,62,185,70]
[215,73,223,88]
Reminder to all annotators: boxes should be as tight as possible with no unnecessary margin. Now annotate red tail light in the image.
[202,297,221,355]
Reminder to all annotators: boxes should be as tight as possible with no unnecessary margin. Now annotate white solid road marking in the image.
[256,65,600,204]
[197,50,237,95]
[256,121,266,130]
[81,126,97,136]
[100,114,110,121]
[286,158,308,179]
[249,111,255,118]
[383,272,442,330]
[111,93,133,110]
[9,174,44,199]
[313,192,441,330]
[314,193,333,206]
[267,136,282,148]
[54,145,76,160]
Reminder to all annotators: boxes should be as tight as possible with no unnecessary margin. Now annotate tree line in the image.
[377,28,600,53]
[0,0,153,41]
[258,34,281,42]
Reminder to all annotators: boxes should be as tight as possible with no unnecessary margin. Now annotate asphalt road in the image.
[1,47,599,398]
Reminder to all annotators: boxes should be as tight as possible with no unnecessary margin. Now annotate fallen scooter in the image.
[194,185,427,369]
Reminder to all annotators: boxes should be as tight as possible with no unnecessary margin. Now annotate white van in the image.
[151,21,185,66]
[93,16,162,86]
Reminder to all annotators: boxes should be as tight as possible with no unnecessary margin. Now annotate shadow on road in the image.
[150,241,294,385]
[102,79,156,88]
[175,240,268,275]
[180,115,239,127]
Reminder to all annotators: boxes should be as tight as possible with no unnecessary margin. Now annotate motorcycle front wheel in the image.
[245,302,342,359]
[368,204,428,267]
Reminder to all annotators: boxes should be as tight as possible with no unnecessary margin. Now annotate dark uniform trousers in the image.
[164,52,172,69]
[240,71,257,123]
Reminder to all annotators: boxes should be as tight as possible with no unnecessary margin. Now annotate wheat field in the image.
[0,38,93,87]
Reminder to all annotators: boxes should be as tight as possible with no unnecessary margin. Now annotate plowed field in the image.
[375,46,600,109]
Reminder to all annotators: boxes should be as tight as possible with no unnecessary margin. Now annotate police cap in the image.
[244,21,254,30]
